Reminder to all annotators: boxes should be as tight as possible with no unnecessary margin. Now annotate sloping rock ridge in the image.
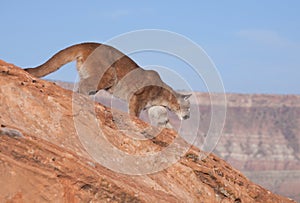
[56,77,300,201]
[193,93,300,201]
[0,60,296,202]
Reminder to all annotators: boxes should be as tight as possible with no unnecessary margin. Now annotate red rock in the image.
[0,60,296,202]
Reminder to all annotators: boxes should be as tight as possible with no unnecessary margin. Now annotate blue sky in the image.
[1,1,300,94]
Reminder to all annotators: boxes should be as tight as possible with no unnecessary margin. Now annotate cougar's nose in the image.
[183,115,190,120]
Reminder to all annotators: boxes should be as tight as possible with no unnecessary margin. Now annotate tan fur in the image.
[25,42,191,120]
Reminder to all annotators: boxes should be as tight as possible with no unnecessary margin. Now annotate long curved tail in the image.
[24,43,100,78]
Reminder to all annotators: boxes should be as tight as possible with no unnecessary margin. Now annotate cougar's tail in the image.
[24,43,99,78]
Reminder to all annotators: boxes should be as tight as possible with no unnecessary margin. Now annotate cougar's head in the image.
[175,93,191,120]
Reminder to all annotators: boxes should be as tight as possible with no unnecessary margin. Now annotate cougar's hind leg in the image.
[96,67,118,93]
[78,77,99,95]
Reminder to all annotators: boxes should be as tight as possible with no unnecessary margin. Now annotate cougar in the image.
[25,42,191,124]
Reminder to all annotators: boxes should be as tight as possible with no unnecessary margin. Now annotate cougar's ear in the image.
[181,94,192,101]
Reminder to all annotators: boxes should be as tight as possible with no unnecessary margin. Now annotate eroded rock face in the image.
[0,60,296,202]
[190,93,300,201]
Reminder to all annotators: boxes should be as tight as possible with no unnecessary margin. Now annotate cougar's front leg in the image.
[128,95,140,117]
[148,106,173,129]
[128,95,147,117]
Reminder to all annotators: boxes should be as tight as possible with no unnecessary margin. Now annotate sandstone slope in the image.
[0,60,296,202]
[192,93,300,201]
